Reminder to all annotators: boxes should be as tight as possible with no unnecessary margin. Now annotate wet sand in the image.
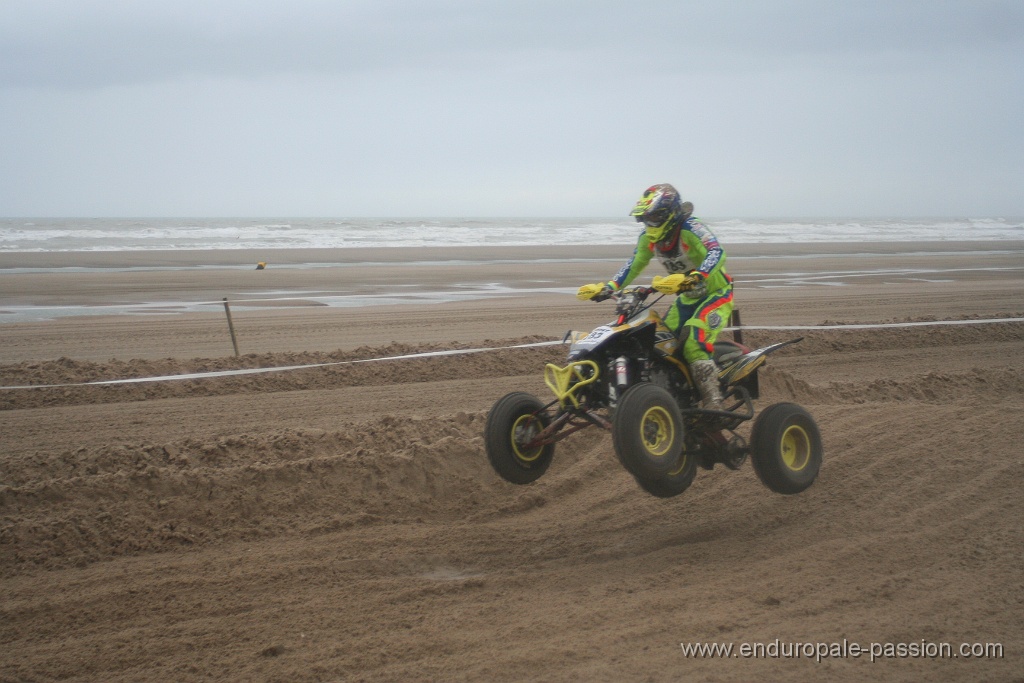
[2,240,1023,362]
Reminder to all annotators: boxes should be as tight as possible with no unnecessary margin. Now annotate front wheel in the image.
[749,402,823,494]
[612,383,684,481]
[485,392,555,484]
[633,449,697,498]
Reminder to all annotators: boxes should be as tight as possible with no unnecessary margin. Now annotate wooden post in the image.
[223,297,240,357]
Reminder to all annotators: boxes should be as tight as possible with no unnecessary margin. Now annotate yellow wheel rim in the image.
[511,414,543,462]
[780,424,811,471]
[641,406,675,457]
[666,453,689,476]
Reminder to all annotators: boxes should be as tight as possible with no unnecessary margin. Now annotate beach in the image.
[2,240,1023,681]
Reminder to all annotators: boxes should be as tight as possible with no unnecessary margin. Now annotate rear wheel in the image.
[485,392,554,484]
[750,402,822,494]
[612,383,684,481]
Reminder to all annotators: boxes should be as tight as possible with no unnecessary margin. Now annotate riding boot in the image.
[691,359,724,411]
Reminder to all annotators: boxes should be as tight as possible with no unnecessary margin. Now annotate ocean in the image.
[1,217,1022,252]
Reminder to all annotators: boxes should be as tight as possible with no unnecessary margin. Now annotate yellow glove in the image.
[577,282,615,301]
[652,272,705,294]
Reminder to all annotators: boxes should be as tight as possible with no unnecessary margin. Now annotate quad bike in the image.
[484,285,823,498]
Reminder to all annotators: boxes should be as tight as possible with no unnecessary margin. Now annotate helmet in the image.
[630,183,684,242]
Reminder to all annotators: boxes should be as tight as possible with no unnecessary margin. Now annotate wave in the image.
[1,217,1021,252]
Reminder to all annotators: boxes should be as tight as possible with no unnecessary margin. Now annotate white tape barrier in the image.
[1,317,1021,391]
[723,317,1024,331]
[0,341,564,390]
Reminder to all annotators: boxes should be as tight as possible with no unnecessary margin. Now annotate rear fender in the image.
[719,337,803,388]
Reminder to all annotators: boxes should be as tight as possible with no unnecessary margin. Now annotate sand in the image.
[1,241,1023,681]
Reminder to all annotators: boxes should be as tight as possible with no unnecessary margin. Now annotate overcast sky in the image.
[1,0,1021,217]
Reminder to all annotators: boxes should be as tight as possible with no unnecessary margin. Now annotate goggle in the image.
[640,208,670,227]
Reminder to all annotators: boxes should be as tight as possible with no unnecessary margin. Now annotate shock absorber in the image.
[614,356,629,390]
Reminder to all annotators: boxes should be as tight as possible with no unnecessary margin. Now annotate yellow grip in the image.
[576,283,605,301]
[652,273,689,294]
[653,272,705,294]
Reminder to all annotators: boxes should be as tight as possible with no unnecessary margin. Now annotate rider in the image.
[577,183,734,410]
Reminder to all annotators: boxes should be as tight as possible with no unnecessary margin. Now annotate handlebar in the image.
[611,286,662,324]
[612,285,655,299]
